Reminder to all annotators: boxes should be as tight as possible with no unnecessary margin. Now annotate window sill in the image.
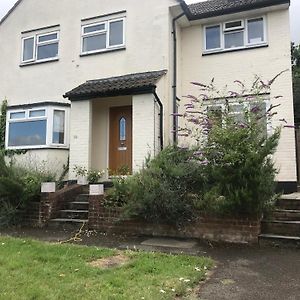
[203,44,268,56]
[19,58,59,67]
[80,46,126,57]
[6,146,69,151]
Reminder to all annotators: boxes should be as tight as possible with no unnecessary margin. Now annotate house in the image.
[0,0,296,192]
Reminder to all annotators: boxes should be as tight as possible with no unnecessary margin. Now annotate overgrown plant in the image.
[0,151,55,226]
[175,72,287,218]
[111,146,206,225]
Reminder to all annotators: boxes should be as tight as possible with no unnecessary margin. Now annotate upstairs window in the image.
[81,18,125,55]
[204,16,266,53]
[206,99,269,136]
[6,106,68,149]
[22,31,59,64]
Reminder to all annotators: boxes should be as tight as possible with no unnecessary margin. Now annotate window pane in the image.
[119,117,126,141]
[10,112,25,119]
[207,106,222,127]
[83,34,106,52]
[52,110,65,144]
[229,104,244,113]
[229,104,245,123]
[38,33,58,43]
[225,21,243,30]
[37,43,58,60]
[23,37,34,61]
[206,25,221,50]
[8,120,47,146]
[224,31,244,48]
[250,102,267,135]
[248,18,264,44]
[109,20,124,46]
[83,24,105,34]
[29,110,46,118]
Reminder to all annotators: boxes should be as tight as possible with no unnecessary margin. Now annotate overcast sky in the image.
[0,0,299,43]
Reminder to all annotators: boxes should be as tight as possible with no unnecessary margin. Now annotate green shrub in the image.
[119,146,206,225]
[179,74,283,219]
[104,177,131,208]
[0,151,55,226]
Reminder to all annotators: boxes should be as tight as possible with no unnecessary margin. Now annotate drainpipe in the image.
[153,91,164,151]
[172,12,185,144]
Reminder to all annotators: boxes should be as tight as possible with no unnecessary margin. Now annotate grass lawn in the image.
[0,236,213,300]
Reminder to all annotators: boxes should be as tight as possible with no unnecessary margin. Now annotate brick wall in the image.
[22,184,85,227]
[88,195,261,244]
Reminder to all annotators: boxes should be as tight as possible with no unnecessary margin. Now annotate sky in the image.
[0,0,299,43]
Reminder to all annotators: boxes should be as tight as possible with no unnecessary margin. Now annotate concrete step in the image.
[68,201,89,210]
[75,194,89,202]
[259,233,300,248]
[277,195,300,210]
[271,209,300,221]
[59,210,89,219]
[261,220,300,236]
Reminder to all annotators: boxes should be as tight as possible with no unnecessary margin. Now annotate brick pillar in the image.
[88,195,104,230]
[38,193,54,227]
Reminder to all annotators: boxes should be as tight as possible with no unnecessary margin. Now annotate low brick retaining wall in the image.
[89,195,261,244]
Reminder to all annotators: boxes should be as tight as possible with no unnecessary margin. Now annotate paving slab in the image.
[141,237,197,249]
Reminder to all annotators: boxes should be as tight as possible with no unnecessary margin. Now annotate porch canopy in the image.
[63,70,167,101]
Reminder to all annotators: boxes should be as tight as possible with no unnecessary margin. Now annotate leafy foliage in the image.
[0,151,55,226]
[292,43,300,126]
[108,146,206,225]
[0,99,7,150]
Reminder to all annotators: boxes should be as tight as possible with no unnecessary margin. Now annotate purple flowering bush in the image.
[176,73,287,219]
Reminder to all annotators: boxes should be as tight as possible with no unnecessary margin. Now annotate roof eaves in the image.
[186,0,290,20]
[66,86,156,101]
[0,0,23,25]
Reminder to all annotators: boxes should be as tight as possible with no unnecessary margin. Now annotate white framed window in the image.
[6,106,69,150]
[21,30,59,64]
[81,18,125,55]
[204,16,267,53]
[206,99,270,135]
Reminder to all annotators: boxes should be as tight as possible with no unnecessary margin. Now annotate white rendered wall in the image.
[69,100,92,179]
[180,8,296,182]
[132,94,158,172]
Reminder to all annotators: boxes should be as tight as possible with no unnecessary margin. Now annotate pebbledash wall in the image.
[179,7,296,185]
[0,0,296,188]
[0,0,178,177]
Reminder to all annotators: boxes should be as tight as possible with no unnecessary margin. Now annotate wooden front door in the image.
[109,106,132,174]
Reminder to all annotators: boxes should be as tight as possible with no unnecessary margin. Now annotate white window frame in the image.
[81,17,126,55]
[21,30,60,64]
[206,98,271,135]
[6,106,69,150]
[203,16,267,54]
[204,24,222,52]
[223,19,244,32]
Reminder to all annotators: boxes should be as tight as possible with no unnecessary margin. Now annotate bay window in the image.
[204,16,267,53]
[6,106,69,149]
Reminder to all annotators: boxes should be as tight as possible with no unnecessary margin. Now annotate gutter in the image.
[172,12,185,144]
[153,92,164,151]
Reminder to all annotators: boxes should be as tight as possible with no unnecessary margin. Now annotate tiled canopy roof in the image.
[185,0,290,19]
[64,70,167,100]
